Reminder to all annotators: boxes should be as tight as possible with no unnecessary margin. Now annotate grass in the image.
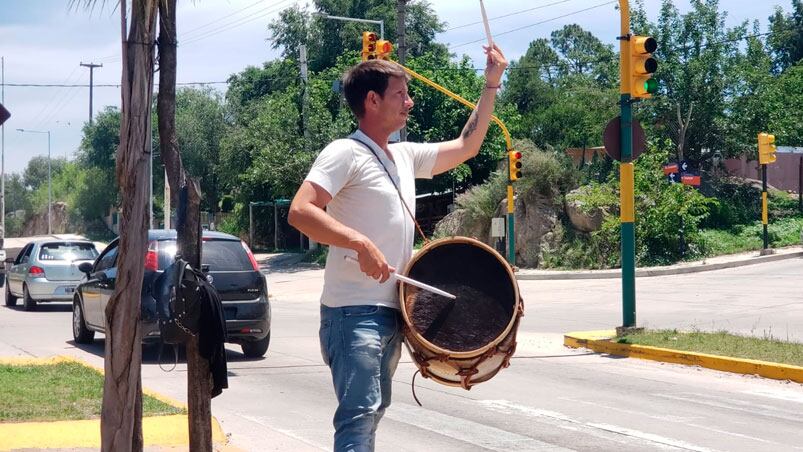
[0,361,183,423]
[617,329,803,367]
[700,216,803,257]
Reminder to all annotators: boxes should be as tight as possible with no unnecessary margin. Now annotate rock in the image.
[22,202,70,235]
[564,189,604,233]
[495,188,561,268]
[432,208,488,241]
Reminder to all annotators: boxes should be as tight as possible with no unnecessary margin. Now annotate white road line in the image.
[478,400,719,452]
[240,414,329,451]
[387,403,573,451]
[654,393,802,423]
[743,388,803,404]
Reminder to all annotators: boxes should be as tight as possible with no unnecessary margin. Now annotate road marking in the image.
[240,414,329,451]
[478,400,719,452]
[743,388,803,404]
[655,393,803,423]
[387,403,573,451]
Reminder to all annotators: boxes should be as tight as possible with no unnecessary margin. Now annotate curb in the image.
[0,355,226,451]
[517,249,803,280]
[564,330,803,384]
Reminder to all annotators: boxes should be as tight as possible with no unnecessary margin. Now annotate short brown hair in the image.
[342,60,409,118]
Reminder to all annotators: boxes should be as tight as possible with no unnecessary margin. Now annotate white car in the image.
[5,240,98,311]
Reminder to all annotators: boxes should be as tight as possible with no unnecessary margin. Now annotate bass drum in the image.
[399,236,523,389]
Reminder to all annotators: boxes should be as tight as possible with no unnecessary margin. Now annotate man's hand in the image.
[351,237,396,283]
[483,44,508,87]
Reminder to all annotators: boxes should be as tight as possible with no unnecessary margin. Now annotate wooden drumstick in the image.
[344,255,457,300]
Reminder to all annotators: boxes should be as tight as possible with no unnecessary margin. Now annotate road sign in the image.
[681,173,701,187]
[679,160,689,172]
[667,172,678,184]
[663,163,679,175]
[603,116,646,161]
[491,217,505,237]
[0,103,10,125]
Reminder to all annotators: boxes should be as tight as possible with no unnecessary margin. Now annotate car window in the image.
[39,242,99,261]
[95,244,119,272]
[16,244,32,264]
[157,239,252,271]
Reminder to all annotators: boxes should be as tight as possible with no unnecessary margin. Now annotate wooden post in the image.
[157,1,213,449]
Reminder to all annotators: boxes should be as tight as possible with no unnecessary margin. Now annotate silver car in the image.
[5,240,99,311]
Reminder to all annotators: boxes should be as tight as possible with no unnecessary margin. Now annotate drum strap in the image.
[350,137,430,245]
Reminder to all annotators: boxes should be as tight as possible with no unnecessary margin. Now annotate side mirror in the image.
[78,262,93,275]
[4,258,13,264]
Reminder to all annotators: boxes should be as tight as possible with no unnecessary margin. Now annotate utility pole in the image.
[80,62,103,125]
[1,56,5,248]
[299,44,309,139]
[397,0,408,141]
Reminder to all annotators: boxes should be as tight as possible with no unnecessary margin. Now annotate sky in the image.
[0,0,792,175]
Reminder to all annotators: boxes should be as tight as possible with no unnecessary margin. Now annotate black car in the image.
[72,230,271,358]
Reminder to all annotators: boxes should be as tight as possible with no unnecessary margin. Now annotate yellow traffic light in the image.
[508,150,522,181]
[362,32,378,61]
[376,39,394,60]
[630,36,658,98]
[758,132,777,165]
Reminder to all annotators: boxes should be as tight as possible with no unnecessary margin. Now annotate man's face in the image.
[376,76,414,131]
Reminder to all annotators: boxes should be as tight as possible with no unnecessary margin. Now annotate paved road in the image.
[1,258,802,451]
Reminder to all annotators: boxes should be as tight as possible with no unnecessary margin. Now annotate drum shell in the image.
[399,236,523,388]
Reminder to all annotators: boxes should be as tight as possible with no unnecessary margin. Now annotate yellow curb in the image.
[0,355,226,450]
[564,330,803,384]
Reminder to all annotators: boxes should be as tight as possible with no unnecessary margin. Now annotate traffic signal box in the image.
[508,150,522,181]
[630,36,658,98]
[362,32,393,61]
[758,132,777,165]
[362,32,378,61]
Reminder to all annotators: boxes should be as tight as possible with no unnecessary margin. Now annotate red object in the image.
[145,241,159,271]
[663,163,679,175]
[241,241,259,271]
[681,174,701,186]
[380,41,392,53]
[514,151,522,159]
[29,266,45,276]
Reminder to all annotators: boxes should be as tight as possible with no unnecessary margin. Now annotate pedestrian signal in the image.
[758,133,777,165]
[630,36,658,98]
[362,32,378,61]
[508,150,522,181]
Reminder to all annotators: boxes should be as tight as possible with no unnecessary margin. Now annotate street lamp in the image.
[16,128,51,235]
[312,12,384,39]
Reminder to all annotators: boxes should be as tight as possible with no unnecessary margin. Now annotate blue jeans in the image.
[319,304,403,452]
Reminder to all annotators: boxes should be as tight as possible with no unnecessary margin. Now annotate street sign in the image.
[663,163,679,175]
[681,173,701,187]
[679,160,689,172]
[0,103,10,125]
[603,116,646,161]
[667,172,678,184]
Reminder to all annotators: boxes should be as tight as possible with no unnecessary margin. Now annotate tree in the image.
[768,0,803,72]
[22,156,67,191]
[267,0,446,73]
[550,24,617,84]
[77,106,120,172]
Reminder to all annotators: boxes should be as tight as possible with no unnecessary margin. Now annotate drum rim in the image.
[398,235,521,359]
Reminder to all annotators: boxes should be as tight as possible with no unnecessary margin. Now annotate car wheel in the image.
[4,282,17,307]
[72,299,95,344]
[22,285,36,311]
[241,332,270,358]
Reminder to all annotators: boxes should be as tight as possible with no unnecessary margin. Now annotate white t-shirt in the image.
[305,130,439,309]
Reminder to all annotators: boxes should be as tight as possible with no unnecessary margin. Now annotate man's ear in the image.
[365,90,380,113]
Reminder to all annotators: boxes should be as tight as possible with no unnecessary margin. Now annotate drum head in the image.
[403,239,518,354]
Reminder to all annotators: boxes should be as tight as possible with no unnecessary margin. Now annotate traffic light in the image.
[508,150,522,181]
[362,32,378,61]
[630,35,658,98]
[376,39,394,60]
[758,132,777,165]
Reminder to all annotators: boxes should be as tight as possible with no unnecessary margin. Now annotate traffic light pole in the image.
[619,0,636,328]
[762,164,768,250]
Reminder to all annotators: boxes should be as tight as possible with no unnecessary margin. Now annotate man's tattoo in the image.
[462,111,479,139]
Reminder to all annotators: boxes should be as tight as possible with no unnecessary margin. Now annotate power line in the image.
[444,0,575,32]
[449,0,618,50]
[180,0,266,38]
[182,0,296,46]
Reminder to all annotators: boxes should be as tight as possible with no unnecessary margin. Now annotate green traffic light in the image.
[644,78,658,94]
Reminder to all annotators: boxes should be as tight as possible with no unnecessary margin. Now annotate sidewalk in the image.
[516,245,803,280]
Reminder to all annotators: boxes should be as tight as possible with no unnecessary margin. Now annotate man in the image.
[288,44,508,451]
